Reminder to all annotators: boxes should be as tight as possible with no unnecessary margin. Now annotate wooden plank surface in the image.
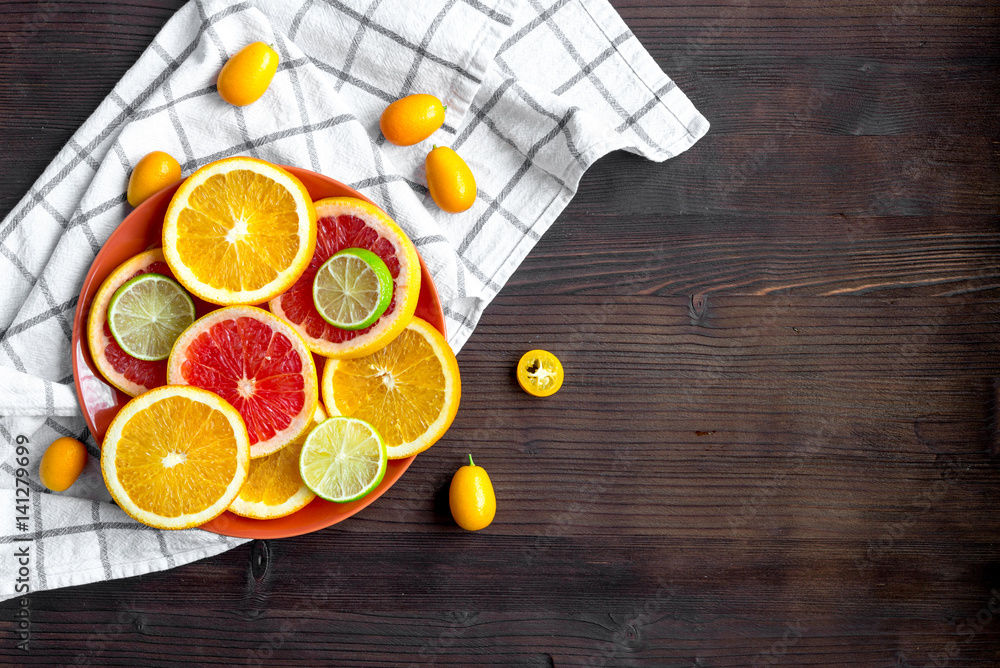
[0,0,998,666]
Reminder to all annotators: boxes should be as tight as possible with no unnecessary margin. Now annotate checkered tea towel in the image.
[0,0,708,601]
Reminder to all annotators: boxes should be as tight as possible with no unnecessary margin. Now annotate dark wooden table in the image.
[2,1,998,666]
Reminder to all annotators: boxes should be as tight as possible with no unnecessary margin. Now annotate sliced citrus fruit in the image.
[516,350,564,397]
[321,317,460,459]
[107,273,195,361]
[312,248,393,330]
[269,197,420,359]
[101,385,250,530]
[228,405,325,519]
[87,249,178,396]
[162,156,317,305]
[167,306,319,458]
[299,416,387,503]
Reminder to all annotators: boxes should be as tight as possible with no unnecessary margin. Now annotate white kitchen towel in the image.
[0,0,708,601]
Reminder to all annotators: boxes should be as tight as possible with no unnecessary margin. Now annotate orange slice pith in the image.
[269,197,421,359]
[167,305,319,458]
[86,249,175,396]
[321,317,460,459]
[162,157,317,305]
[101,385,249,530]
[228,405,325,520]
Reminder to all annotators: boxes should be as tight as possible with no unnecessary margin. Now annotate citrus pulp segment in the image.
[87,249,176,396]
[100,385,250,530]
[162,157,317,305]
[516,350,564,397]
[299,416,387,503]
[228,405,325,519]
[107,273,195,361]
[269,197,420,359]
[321,317,460,460]
[166,306,319,459]
[312,248,393,330]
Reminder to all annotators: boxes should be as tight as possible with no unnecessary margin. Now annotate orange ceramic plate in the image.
[71,166,445,539]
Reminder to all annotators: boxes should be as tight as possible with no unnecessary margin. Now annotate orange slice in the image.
[269,197,420,359]
[87,249,176,396]
[228,405,325,519]
[321,317,460,459]
[101,385,250,529]
[162,156,317,305]
[167,306,319,458]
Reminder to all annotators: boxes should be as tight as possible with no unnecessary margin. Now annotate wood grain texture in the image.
[1,0,999,666]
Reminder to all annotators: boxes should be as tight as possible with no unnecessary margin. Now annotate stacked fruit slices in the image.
[89,157,460,530]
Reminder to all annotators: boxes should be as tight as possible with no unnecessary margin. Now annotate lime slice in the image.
[299,417,387,503]
[312,248,392,330]
[107,273,195,361]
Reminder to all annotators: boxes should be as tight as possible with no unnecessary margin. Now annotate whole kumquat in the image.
[126,151,181,207]
[39,437,88,492]
[449,454,496,531]
[379,94,446,146]
[425,146,476,213]
[217,41,279,107]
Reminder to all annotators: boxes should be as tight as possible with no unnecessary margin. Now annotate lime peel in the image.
[107,273,195,361]
[312,247,393,330]
[299,417,387,503]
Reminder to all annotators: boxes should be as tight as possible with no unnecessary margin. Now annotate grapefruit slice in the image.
[101,385,250,530]
[167,306,319,458]
[321,317,460,459]
[162,156,317,306]
[87,249,180,396]
[269,197,421,359]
